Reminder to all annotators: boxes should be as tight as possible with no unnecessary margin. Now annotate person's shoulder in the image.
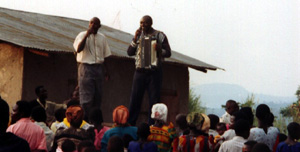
[96,32,107,39]
[76,31,87,38]
[3,132,31,151]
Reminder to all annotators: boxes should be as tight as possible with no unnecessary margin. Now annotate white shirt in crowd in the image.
[220,112,231,125]
[218,136,247,152]
[248,127,279,151]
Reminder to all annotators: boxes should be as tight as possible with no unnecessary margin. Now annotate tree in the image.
[240,94,257,108]
[280,85,300,123]
[188,89,206,113]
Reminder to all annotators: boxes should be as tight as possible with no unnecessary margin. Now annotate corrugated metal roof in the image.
[0,7,223,72]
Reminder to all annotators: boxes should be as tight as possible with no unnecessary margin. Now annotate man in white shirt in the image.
[218,119,250,152]
[73,17,111,121]
[220,100,239,125]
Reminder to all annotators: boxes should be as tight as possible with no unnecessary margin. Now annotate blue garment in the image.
[276,142,300,152]
[128,141,158,152]
[101,126,138,152]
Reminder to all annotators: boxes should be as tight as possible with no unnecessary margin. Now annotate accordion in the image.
[135,34,158,69]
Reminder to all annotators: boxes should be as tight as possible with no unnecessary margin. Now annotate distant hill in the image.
[192,83,297,117]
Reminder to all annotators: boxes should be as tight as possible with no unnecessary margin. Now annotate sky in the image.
[1,0,299,97]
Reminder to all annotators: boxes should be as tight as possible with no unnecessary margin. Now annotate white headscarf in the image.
[151,103,168,123]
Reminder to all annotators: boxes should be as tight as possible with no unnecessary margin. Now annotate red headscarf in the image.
[113,105,129,125]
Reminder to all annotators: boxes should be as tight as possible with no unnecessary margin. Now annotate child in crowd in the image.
[276,122,300,152]
[107,136,124,152]
[208,114,219,137]
[176,112,211,152]
[87,108,110,151]
[128,122,158,152]
[242,140,257,152]
[218,119,250,152]
[61,139,76,152]
[51,108,66,133]
[216,123,227,136]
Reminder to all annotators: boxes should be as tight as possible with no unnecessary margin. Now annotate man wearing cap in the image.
[73,17,111,121]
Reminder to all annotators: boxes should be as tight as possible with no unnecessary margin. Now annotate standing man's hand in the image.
[133,28,142,43]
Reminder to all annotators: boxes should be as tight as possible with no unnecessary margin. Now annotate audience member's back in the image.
[251,143,271,152]
[276,122,300,152]
[101,105,137,152]
[128,122,158,152]
[32,106,55,152]
[0,98,30,152]
[7,100,47,152]
[107,136,124,152]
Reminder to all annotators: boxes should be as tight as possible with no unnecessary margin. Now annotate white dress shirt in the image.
[73,31,111,64]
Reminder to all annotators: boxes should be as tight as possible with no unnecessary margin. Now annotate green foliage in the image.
[273,115,290,134]
[240,94,257,108]
[188,89,206,113]
[280,85,300,123]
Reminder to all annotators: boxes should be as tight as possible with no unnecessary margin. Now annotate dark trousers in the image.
[78,63,103,121]
[128,68,162,126]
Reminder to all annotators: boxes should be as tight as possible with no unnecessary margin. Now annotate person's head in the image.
[287,122,300,141]
[151,103,168,124]
[231,111,250,129]
[35,85,48,100]
[186,112,210,134]
[113,105,129,126]
[89,17,101,34]
[140,15,153,33]
[66,105,84,128]
[122,134,134,149]
[55,108,66,122]
[216,123,227,135]
[278,133,287,143]
[251,143,271,152]
[31,106,47,123]
[137,122,151,140]
[0,97,9,133]
[89,108,103,125]
[225,100,239,115]
[234,119,250,139]
[208,114,219,130]
[107,136,124,152]
[240,107,254,126]
[11,100,31,123]
[176,114,188,130]
[256,104,273,126]
[242,140,257,152]
[61,139,76,152]
[67,99,80,108]
[77,140,94,152]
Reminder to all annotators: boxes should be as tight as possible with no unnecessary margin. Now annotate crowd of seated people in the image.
[1,86,300,152]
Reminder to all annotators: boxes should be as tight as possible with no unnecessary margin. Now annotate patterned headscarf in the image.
[186,112,210,133]
[65,105,84,123]
[113,105,129,125]
[151,103,168,123]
